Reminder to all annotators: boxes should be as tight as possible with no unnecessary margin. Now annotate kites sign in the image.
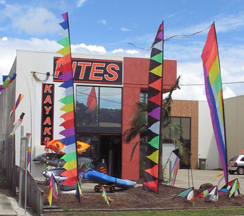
[41,84,54,145]
[53,58,123,85]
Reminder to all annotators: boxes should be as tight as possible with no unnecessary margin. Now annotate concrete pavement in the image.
[0,193,17,216]
[0,169,244,215]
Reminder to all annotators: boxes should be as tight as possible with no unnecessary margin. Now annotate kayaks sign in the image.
[41,84,54,145]
[53,57,123,85]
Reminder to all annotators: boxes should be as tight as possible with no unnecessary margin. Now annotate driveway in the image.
[172,169,244,189]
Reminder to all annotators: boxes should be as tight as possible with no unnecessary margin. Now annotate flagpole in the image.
[158,21,164,194]
[213,22,229,183]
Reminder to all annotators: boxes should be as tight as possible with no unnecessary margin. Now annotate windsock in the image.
[9,112,25,136]
[0,73,17,93]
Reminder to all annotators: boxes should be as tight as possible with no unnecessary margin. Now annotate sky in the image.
[1,0,244,101]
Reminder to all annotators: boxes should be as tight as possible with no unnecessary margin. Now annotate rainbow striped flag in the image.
[47,174,58,207]
[166,156,179,186]
[8,94,24,125]
[201,23,227,184]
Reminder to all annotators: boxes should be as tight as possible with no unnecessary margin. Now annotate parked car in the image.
[228,155,244,175]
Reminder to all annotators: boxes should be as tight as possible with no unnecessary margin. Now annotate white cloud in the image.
[223,86,236,99]
[112,48,140,55]
[121,28,130,32]
[98,19,106,25]
[1,4,61,35]
[1,37,7,41]
[0,37,60,81]
[77,0,87,7]
[72,43,106,53]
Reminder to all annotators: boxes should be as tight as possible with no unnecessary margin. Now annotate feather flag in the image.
[205,186,219,203]
[56,12,79,188]
[228,178,242,199]
[102,187,110,206]
[9,112,25,136]
[8,94,24,125]
[143,21,164,194]
[0,73,16,93]
[47,173,58,207]
[173,187,194,204]
[201,23,228,184]
[165,156,179,186]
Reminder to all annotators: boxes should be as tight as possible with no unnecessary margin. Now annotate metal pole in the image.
[25,137,28,215]
[19,126,24,207]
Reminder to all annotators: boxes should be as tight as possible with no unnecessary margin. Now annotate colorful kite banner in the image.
[56,12,78,188]
[0,73,16,93]
[143,22,164,193]
[165,156,179,186]
[173,187,194,204]
[47,173,58,207]
[8,94,24,125]
[201,22,228,184]
[228,178,242,199]
[205,186,219,204]
[9,112,25,136]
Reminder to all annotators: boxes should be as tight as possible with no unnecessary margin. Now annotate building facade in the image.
[1,50,242,181]
[0,50,176,181]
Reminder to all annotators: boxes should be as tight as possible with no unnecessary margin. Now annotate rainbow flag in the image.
[201,23,227,184]
[166,156,179,186]
[56,12,78,187]
[8,94,24,125]
[47,174,58,207]
[143,22,164,193]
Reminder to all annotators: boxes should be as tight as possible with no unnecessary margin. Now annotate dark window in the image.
[76,86,122,127]
[163,117,191,144]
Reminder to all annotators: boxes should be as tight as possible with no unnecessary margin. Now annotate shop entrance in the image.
[99,135,122,178]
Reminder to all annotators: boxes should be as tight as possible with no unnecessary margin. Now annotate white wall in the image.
[162,143,177,169]
[14,50,123,180]
[198,101,219,169]
[224,95,244,159]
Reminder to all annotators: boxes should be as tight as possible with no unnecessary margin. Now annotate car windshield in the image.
[229,155,237,161]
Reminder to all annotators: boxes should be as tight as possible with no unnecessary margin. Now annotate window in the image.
[99,87,122,127]
[76,86,122,127]
[163,117,191,143]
